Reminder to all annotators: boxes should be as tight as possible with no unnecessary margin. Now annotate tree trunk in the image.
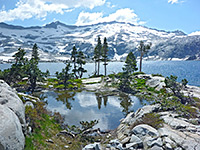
[104,61,107,76]
[74,61,78,79]
[94,60,97,75]
[139,52,143,72]
[97,60,100,76]
[105,64,106,76]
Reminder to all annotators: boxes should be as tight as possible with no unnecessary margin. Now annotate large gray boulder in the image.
[132,124,159,139]
[146,76,165,91]
[0,80,25,124]
[0,105,25,150]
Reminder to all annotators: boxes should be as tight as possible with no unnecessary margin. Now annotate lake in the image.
[1,61,200,86]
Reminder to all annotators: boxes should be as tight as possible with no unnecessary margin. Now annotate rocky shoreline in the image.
[82,75,200,150]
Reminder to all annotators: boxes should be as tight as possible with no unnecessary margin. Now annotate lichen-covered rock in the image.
[0,105,25,150]
[0,80,25,124]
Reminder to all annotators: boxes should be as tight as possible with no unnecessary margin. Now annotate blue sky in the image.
[0,0,199,34]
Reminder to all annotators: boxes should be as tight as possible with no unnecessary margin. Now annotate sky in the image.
[0,0,199,34]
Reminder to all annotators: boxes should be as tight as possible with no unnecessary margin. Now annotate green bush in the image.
[54,84,65,89]
[132,72,145,76]
[47,78,58,82]
[152,73,163,77]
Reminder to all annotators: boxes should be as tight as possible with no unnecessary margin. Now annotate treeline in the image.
[0,36,151,93]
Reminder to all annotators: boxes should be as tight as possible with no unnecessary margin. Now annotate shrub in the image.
[130,113,164,130]
[132,72,145,76]
[152,73,163,77]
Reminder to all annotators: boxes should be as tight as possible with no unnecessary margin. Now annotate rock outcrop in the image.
[0,80,25,150]
[0,80,25,124]
[115,106,200,150]
[0,105,25,150]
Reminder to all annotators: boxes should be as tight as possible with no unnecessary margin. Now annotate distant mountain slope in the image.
[0,21,199,61]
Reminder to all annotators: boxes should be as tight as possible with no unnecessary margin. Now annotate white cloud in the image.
[106,2,116,8]
[0,0,106,22]
[168,0,184,4]
[76,12,103,26]
[76,8,144,26]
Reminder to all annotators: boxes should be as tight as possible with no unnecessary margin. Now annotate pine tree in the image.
[32,43,39,62]
[138,41,151,72]
[119,52,138,93]
[8,48,27,84]
[94,36,102,76]
[27,44,41,93]
[71,46,78,78]
[123,52,138,74]
[102,37,109,76]
[56,61,72,89]
[77,51,87,78]
[13,48,26,66]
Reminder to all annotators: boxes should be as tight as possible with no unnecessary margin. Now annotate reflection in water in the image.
[56,91,76,109]
[95,93,109,110]
[118,93,132,115]
[41,90,147,130]
[103,96,108,107]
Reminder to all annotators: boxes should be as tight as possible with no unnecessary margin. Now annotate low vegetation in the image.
[130,112,164,130]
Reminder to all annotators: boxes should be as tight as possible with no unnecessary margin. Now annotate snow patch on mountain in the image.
[188,31,200,36]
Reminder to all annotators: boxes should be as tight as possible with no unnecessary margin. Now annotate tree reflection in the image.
[56,91,76,110]
[119,93,132,115]
[103,96,108,107]
[95,93,108,109]
[95,93,102,109]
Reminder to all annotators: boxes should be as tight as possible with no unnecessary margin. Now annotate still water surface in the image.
[39,90,148,130]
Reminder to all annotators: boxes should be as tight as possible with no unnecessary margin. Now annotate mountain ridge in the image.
[0,21,199,61]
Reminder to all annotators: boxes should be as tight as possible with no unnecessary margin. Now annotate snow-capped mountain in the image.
[0,21,200,61]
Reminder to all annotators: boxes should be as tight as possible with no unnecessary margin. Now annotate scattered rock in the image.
[57,130,75,138]
[120,136,130,145]
[25,101,34,108]
[64,145,69,149]
[128,134,143,148]
[149,145,163,150]
[46,139,54,144]
[82,143,101,150]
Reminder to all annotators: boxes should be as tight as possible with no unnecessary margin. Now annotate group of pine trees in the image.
[0,44,49,92]
[94,36,109,76]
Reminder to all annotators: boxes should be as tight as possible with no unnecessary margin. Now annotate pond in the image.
[38,90,149,130]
